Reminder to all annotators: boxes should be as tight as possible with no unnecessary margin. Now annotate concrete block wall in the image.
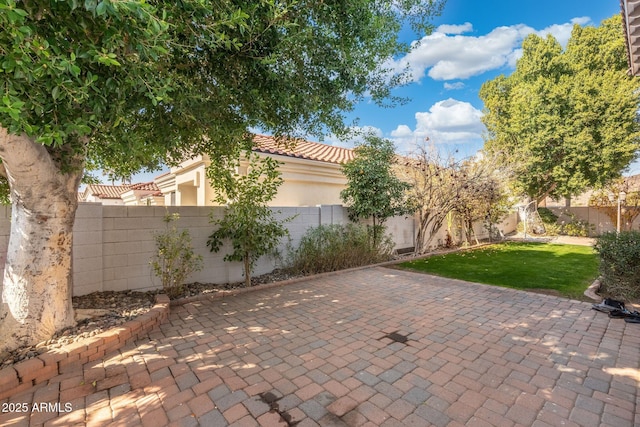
[0,204,413,295]
[73,204,104,295]
[0,203,518,296]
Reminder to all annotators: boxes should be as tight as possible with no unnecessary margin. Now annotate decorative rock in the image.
[75,309,115,322]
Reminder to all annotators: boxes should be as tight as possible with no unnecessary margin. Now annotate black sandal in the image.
[593,298,626,313]
[609,309,632,318]
[603,298,625,309]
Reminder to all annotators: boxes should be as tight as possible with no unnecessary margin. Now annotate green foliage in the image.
[340,135,413,243]
[0,0,446,179]
[537,208,594,237]
[541,222,562,236]
[286,224,393,275]
[150,213,203,299]
[538,208,558,224]
[480,15,640,201]
[535,208,561,236]
[0,175,8,204]
[594,231,640,300]
[561,214,593,237]
[207,151,292,286]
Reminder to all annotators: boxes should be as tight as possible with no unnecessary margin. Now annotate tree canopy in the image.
[0,0,446,181]
[479,15,640,201]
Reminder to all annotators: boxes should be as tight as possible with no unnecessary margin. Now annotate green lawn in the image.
[397,242,599,299]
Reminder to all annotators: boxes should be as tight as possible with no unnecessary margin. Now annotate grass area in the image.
[397,242,599,300]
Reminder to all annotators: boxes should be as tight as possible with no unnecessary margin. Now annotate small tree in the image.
[482,179,512,241]
[340,135,413,245]
[207,151,291,287]
[401,142,483,253]
[150,212,203,299]
[451,160,512,245]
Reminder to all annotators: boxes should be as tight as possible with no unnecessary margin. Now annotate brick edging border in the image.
[0,294,170,401]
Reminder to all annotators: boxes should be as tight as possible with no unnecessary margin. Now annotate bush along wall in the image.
[285,223,393,275]
[594,231,640,300]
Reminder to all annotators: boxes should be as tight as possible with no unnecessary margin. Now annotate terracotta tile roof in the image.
[86,184,132,199]
[85,182,160,199]
[129,182,161,192]
[252,134,355,164]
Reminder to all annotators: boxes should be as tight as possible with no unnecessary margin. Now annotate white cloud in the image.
[322,101,486,157]
[389,99,485,153]
[444,82,465,90]
[436,22,473,35]
[390,124,413,138]
[417,99,484,133]
[391,17,593,82]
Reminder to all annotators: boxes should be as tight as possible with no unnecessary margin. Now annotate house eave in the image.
[622,0,640,76]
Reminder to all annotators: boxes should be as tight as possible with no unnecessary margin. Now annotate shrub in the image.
[538,208,558,224]
[542,222,562,236]
[286,224,393,275]
[535,207,561,236]
[594,231,640,300]
[150,213,203,299]
[561,213,594,237]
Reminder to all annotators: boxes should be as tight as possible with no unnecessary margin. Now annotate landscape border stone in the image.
[0,294,170,401]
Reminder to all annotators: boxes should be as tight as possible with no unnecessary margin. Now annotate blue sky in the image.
[325,0,639,175]
[128,0,634,183]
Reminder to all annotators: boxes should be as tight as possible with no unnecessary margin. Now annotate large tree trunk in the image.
[0,129,83,352]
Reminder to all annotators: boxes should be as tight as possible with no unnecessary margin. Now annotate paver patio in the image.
[1,266,639,426]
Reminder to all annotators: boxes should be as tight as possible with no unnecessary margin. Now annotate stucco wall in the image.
[548,206,640,235]
[163,153,349,207]
[411,210,518,249]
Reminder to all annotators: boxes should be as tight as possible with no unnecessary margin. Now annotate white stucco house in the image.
[155,134,355,207]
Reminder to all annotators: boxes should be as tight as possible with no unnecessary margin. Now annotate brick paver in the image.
[1,266,638,426]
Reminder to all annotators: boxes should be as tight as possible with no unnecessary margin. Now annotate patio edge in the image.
[0,294,170,401]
